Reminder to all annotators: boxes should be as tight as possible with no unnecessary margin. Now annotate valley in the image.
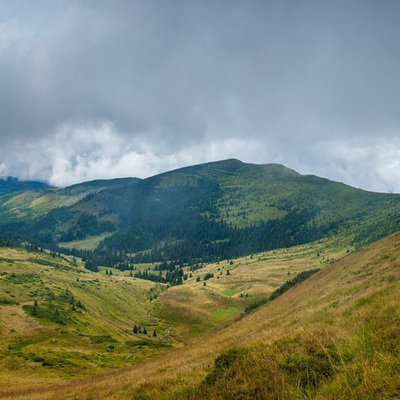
[1,230,399,399]
[1,160,400,399]
[0,235,349,387]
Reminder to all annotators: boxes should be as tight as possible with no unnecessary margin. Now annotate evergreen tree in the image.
[32,300,38,315]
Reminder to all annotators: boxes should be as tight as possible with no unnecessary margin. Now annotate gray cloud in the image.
[0,0,400,191]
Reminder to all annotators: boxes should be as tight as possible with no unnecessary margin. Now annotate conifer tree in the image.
[32,300,38,315]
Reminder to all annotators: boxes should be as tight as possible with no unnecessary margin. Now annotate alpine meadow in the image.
[0,159,400,399]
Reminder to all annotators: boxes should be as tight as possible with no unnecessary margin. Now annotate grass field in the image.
[0,235,350,389]
[2,232,399,399]
[58,232,113,251]
[0,246,172,387]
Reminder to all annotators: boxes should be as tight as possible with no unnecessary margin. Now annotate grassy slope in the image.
[58,232,113,251]
[156,159,400,231]
[155,235,351,341]
[0,190,82,221]
[0,246,171,388]
[2,231,400,399]
[0,177,138,224]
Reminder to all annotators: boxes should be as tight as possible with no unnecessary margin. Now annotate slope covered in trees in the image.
[0,159,399,277]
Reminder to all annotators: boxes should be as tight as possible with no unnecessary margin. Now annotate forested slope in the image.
[1,160,399,274]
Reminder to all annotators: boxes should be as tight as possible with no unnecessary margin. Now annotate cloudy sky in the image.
[0,0,399,192]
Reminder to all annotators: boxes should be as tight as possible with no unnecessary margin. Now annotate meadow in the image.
[0,231,395,399]
[3,231,396,398]
[0,246,171,388]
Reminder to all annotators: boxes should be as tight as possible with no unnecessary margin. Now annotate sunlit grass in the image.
[210,307,240,324]
[58,232,113,251]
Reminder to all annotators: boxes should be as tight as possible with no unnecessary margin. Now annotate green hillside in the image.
[2,230,400,399]
[0,177,51,197]
[1,160,400,399]
[0,231,352,389]
[0,243,170,387]
[0,160,399,279]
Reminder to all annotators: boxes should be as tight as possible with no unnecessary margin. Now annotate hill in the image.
[0,243,171,388]
[2,229,400,399]
[0,177,51,197]
[0,159,399,279]
[0,234,349,385]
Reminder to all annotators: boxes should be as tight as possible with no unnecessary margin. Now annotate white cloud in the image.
[0,162,8,178]
[0,121,273,187]
[0,1,400,192]
[285,137,400,193]
[2,117,400,194]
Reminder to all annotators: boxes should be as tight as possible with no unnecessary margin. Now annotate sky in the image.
[0,0,400,192]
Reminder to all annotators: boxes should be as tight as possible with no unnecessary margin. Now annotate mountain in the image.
[0,159,399,275]
[0,176,140,242]
[1,160,400,398]
[0,176,51,196]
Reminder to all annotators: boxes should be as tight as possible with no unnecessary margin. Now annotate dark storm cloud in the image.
[0,0,399,190]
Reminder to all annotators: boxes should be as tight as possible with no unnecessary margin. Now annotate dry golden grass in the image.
[0,305,45,339]
[2,232,399,399]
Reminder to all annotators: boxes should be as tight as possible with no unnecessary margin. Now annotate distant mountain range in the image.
[1,159,399,274]
[0,176,51,196]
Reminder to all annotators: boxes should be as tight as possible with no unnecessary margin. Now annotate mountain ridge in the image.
[0,159,399,274]
[1,160,400,398]
[0,177,52,197]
